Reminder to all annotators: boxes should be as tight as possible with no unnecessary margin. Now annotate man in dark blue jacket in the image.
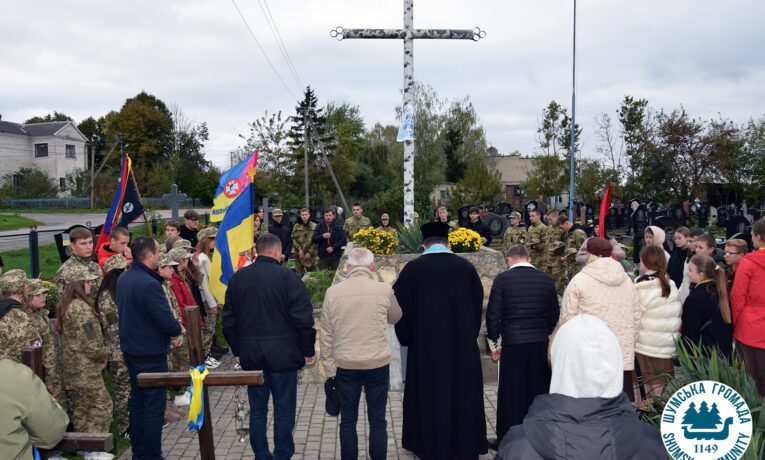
[223,234,316,460]
[117,236,182,460]
[312,208,347,271]
[267,208,292,264]
[486,244,560,447]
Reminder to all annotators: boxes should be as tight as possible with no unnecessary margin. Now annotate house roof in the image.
[0,120,27,136]
[0,120,87,141]
[494,154,534,185]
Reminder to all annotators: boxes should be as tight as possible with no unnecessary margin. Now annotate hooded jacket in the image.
[559,257,641,370]
[730,249,765,349]
[634,274,682,359]
[496,315,665,460]
[645,225,671,268]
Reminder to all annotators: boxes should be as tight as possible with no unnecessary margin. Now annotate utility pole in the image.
[89,142,95,209]
[332,0,485,224]
[568,0,578,222]
[312,126,350,213]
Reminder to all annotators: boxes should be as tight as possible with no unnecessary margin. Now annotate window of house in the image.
[35,143,48,158]
[12,173,23,190]
[440,190,447,200]
[65,144,76,159]
[59,178,66,191]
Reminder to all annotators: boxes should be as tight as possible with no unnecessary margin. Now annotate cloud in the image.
[2,0,764,170]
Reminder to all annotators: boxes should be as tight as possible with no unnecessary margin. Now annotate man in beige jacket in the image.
[320,247,402,460]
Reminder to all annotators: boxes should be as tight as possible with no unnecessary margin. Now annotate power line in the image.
[229,0,299,102]
[258,0,304,91]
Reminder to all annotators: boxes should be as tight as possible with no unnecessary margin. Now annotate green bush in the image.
[395,223,423,254]
[303,270,335,307]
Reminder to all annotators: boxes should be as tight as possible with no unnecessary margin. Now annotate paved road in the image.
[118,353,499,460]
[0,209,208,252]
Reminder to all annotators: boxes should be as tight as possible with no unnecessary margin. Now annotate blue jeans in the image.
[336,365,389,460]
[124,355,168,460]
[248,371,297,460]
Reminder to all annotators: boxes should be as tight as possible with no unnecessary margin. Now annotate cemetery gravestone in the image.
[162,184,187,220]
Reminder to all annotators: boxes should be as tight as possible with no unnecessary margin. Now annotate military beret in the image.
[197,227,217,240]
[25,278,48,296]
[0,269,27,294]
[62,265,99,284]
[158,253,179,267]
[172,239,193,250]
[168,247,192,263]
[510,211,522,219]
[103,254,129,273]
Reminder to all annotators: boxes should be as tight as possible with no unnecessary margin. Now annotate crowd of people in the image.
[1,200,764,460]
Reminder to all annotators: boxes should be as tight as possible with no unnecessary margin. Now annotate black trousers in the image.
[496,341,551,442]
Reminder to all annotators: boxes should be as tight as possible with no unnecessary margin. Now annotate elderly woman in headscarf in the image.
[496,314,665,460]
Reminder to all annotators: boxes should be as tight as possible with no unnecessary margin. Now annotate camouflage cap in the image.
[158,253,179,267]
[197,226,217,240]
[0,269,27,294]
[25,278,48,296]
[381,213,390,220]
[272,208,283,216]
[103,254,129,273]
[510,211,522,219]
[168,247,192,263]
[61,265,99,284]
[172,239,193,250]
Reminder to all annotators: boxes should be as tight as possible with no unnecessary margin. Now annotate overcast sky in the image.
[2,0,764,170]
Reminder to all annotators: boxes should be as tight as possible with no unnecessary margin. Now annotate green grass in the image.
[1,242,62,278]
[304,270,336,307]
[0,214,41,231]
[0,208,109,214]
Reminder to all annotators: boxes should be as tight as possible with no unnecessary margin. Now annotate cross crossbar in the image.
[339,28,478,40]
[137,370,262,388]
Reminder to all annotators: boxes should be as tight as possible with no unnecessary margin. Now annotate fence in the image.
[3,197,198,209]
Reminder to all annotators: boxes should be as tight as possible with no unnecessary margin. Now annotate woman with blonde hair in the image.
[195,227,225,360]
[634,246,681,399]
[681,254,733,357]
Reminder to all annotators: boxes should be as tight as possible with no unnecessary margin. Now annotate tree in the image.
[448,156,502,209]
[443,128,466,182]
[169,106,211,199]
[77,116,107,167]
[65,168,90,197]
[521,154,566,201]
[682,402,700,426]
[594,112,626,187]
[0,167,59,198]
[25,112,73,124]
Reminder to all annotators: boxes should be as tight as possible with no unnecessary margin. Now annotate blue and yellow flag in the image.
[209,151,257,303]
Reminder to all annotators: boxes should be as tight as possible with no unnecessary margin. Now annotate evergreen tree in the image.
[695,401,713,429]
[287,86,332,205]
[444,128,466,182]
[682,402,700,426]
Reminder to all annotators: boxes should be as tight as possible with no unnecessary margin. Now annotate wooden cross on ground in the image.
[331,0,485,224]
[137,306,263,460]
[162,184,187,220]
[21,345,115,455]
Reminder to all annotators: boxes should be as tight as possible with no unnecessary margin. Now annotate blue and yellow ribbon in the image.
[187,365,209,431]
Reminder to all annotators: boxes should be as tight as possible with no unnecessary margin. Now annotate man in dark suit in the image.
[486,245,560,447]
[222,234,315,460]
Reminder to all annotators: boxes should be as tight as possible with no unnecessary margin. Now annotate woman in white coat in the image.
[634,245,681,400]
[194,226,220,359]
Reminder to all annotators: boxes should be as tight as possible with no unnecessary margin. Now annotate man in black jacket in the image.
[268,208,292,263]
[463,206,492,246]
[117,237,182,460]
[486,245,559,446]
[222,234,316,460]
[312,208,347,271]
[179,210,200,248]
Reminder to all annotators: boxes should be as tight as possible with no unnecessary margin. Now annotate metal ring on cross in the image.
[330,26,345,40]
[472,27,486,41]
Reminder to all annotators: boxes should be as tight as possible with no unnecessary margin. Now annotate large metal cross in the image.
[331,0,485,224]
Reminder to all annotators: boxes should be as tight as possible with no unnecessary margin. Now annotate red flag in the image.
[599,183,612,238]
[96,155,132,250]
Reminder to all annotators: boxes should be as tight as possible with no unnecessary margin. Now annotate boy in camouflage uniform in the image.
[377,213,399,240]
[502,211,527,252]
[54,227,101,299]
[557,215,588,294]
[343,203,372,241]
[97,255,132,435]
[526,210,547,269]
[157,252,188,419]
[0,270,43,364]
[23,277,66,407]
[58,266,113,435]
[292,208,317,277]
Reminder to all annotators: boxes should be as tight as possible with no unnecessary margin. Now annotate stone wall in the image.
[303,243,506,387]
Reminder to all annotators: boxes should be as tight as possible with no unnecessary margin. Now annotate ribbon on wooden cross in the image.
[187,365,209,431]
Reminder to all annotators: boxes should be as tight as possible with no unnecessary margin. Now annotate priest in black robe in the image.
[393,221,487,460]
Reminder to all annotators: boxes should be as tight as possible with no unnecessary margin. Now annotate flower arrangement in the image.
[353,227,398,255]
[448,228,481,253]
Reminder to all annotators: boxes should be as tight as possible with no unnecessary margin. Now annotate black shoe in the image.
[210,351,224,360]
[487,437,499,451]
[211,344,229,354]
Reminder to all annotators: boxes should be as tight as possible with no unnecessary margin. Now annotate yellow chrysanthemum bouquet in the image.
[448,228,481,253]
[353,227,398,255]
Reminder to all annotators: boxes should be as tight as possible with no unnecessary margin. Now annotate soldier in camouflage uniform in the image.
[502,211,528,253]
[54,227,101,300]
[58,265,113,433]
[157,253,189,417]
[97,254,131,435]
[557,215,588,294]
[292,208,318,277]
[23,278,66,406]
[526,209,547,270]
[0,270,43,364]
[377,213,399,240]
[344,203,372,241]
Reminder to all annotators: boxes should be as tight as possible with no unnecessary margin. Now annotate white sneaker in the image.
[233,362,242,371]
[205,356,221,369]
[174,391,191,406]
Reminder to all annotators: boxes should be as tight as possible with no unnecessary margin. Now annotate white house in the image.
[0,117,89,193]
